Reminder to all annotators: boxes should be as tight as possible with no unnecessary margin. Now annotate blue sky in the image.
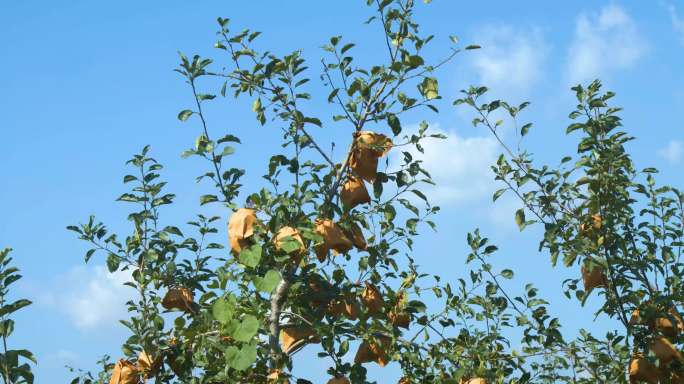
[2,1,684,382]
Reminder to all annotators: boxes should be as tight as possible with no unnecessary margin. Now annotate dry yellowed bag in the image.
[581,261,607,292]
[314,219,353,262]
[228,208,259,254]
[279,326,319,355]
[109,359,140,384]
[354,335,391,366]
[361,282,385,315]
[341,176,371,209]
[136,351,162,380]
[349,131,392,182]
[161,287,194,312]
[629,355,660,384]
[275,226,306,264]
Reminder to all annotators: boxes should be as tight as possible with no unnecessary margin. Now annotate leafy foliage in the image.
[56,1,682,384]
[458,79,684,382]
[0,248,35,384]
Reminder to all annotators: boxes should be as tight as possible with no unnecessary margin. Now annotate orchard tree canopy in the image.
[3,1,684,384]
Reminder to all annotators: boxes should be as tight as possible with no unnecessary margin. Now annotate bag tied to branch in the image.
[228,208,259,254]
[161,287,194,312]
[341,176,371,209]
[354,335,391,366]
[279,326,319,355]
[349,131,392,182]
[275,226,306,263]
[344,222,367,251]
[109,359,140,384]
[137,351,162,379]
[314,219,353,262]
[628,354,660,384]
[361,282,385,316]
[581,260,607,292]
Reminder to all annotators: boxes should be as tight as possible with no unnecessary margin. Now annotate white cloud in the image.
[668,4,684,44]
[469,25,548,99]
[392,125,498,206]
[40,265,134,330]
[659,140,683,164]
[567,5,646,84]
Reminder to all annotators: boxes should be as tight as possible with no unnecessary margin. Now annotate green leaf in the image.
[411,189,428,203]
[217,134,241,144]
[164,226,184,237]
[327,88,340,103]
[521,122,532,136]
[566,123,584,134]
[174,316,185,330]
[254,270,281,293]
[303,117,322,127]
[338,340,349,356]
[14,349,37,364]
[563,252,578,267]
[0,299,31,317]
[347,79,361,96]
[239,244,262,268]
[200,194,219,205]
[492,188,507,202]
[408,300,427,313]
[387,114,402,136]
[84,248,96,263]
[279,237,302,254]
[252,98,262,112]
[501,269,514,279]
[515,208,526,231]
[341,43,355,54]
[420,77,439,100]
[407,55,424,68]
[527,298,548,307]
[232,315,259,342]
[106,253,120,272]
[178,110,193,121]
[484,245,498,254]
[212,296,236,325]
[117,193,139,203]
[195,134,212,153]
[384,204,397,223]
[225,344,257,371]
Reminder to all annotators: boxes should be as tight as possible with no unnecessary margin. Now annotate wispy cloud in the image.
[39,265,133,330]
[567,5,646,85]
[392,124,498,207]
[668,4,684,45]
[659,140,683,164]
[469,25,549,99]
